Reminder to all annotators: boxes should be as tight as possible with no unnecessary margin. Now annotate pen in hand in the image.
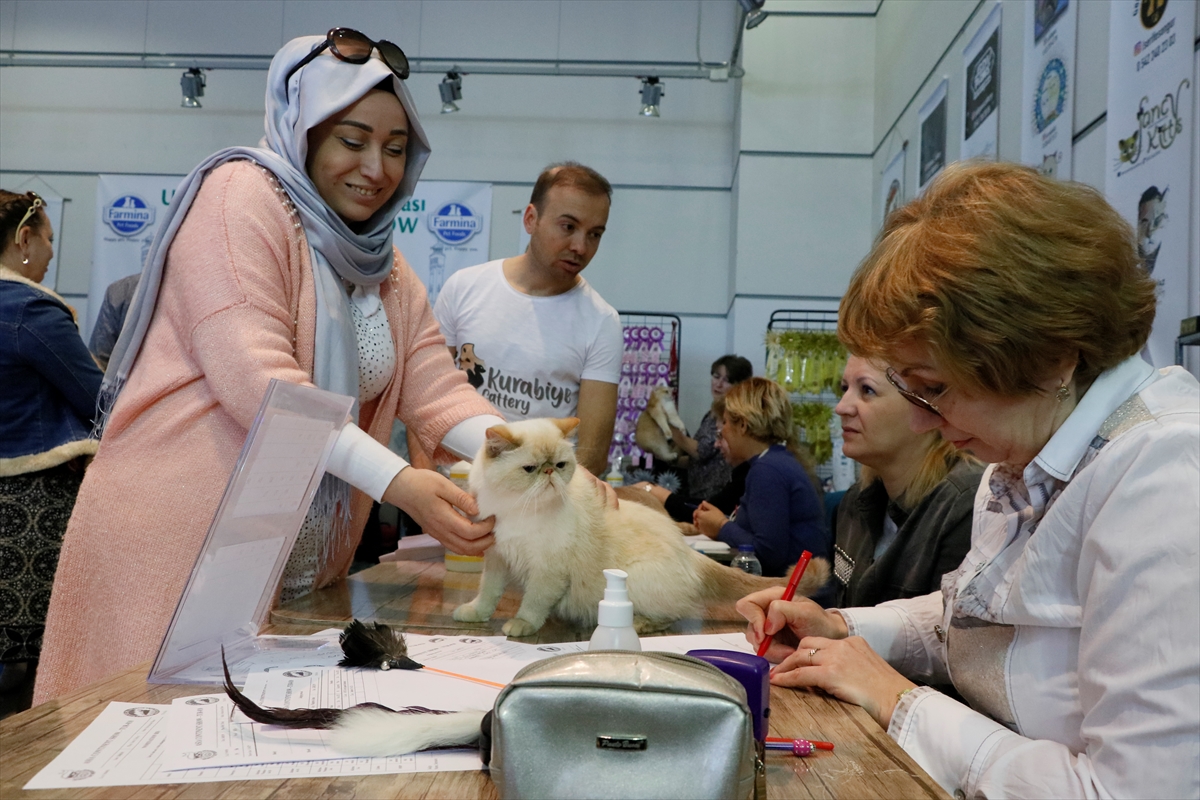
[756,550,813,658]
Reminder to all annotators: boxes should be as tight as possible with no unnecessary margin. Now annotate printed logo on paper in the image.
[123,707,160,717]
[970,46,996,100]
[185,696,220,705]
[61,770,95,780]
[103,195,155,237]
[1113,78,1190,177]
[1034,59,1068,132]
[428,202,481,245]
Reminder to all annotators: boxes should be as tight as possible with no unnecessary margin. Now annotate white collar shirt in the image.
[839,357,1200,799]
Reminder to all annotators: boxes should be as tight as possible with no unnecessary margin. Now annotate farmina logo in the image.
[428,202,481,245]
[104,195,155,237]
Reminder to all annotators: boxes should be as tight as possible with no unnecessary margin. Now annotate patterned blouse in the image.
[687,410,732,501]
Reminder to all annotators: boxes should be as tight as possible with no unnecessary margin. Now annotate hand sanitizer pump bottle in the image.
[588,569,641,651]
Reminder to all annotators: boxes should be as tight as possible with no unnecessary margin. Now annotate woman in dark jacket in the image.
[692,377,828,578]
[830,355,982,607]
[0,190,103,692]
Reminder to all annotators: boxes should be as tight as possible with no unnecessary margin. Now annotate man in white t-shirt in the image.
[432,162,622,475]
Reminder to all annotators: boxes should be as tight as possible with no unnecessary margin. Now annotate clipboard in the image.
[148,379,355,685]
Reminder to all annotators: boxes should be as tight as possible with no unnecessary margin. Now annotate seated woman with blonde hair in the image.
[831,355,983,608]
[737,161,1197,798]
[692,377,828,578]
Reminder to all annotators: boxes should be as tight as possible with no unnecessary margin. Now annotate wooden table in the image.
[1,562,949,799]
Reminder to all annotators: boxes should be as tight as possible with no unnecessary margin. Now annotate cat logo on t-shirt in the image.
[458,343,486,389]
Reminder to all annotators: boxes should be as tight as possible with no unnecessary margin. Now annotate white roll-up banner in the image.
[1104,0,1195,367]
[962,3,1002,160]
[90,177,492,339]
[1020,0,1077,179]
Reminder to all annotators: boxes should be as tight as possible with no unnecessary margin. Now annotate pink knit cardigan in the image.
[35,162,494,703]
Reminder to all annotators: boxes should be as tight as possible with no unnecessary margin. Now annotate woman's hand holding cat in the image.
[735,587,848,661]
[693,501,727,538]
[383,467,495,555]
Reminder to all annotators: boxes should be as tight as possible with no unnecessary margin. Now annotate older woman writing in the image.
[737,162,1198,798]
[831,355,982,607]
[35,31,510,703]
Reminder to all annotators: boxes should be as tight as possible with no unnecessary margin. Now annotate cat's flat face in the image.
[476,418,580,500]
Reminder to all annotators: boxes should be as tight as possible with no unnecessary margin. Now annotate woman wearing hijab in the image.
[35,32,504,703]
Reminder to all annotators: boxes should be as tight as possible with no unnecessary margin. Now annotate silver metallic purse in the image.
[488,650,758,800]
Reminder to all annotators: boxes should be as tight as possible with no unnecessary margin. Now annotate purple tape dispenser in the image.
[687,650,770,743]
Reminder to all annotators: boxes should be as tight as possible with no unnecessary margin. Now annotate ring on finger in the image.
[808,648,818,659]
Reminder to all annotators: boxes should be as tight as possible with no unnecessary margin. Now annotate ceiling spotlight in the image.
[737,0,768,29]
[439,71,463,114]
[640,77,663,118]
[180,67,206,108]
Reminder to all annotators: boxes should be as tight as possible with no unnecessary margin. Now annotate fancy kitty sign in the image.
[1104,0,1195,366]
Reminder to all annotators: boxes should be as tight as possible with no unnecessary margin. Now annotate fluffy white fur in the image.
[330,708,486,756]
[453,418,828,636]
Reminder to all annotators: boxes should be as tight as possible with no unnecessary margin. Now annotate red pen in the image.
[756,550,813,657]
[766,737,834,751]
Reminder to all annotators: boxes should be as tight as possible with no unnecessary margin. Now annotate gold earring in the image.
[1056,381,1070,402]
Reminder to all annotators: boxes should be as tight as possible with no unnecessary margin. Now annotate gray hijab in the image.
[97,34,431,430]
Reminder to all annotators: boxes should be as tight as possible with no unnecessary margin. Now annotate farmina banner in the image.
[89,177,492,339]
[1104,0,1195,367]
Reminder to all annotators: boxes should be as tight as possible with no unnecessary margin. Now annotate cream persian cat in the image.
[452,417,829,636]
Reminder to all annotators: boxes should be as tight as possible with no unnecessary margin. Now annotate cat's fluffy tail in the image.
[330,708,486,757]
[696,554,830,603]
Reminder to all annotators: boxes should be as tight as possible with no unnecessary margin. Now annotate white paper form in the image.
[23,702,479,790]
[162,666,497,771]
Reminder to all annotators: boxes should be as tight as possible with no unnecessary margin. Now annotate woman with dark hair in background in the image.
[35,31,509,704]
[830,354,982,608]
[0,190,103,702]
[737,162,1198,799]
[633,353,753,522]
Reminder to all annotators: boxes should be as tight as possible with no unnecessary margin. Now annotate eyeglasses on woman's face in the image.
[285,28,410,85]
[14,192,44,244]
[885,367,945,418]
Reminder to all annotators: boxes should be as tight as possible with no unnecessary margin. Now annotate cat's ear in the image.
[485,425,519,458]
[552,417,581,437]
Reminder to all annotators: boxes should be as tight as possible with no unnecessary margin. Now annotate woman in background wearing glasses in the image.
[35,32,507,703]
[736,162,1198,799]
[0,191,103,700]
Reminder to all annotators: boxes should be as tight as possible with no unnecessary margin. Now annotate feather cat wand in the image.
[219,621,498,757]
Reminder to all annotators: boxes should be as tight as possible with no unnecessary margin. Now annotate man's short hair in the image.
[529,162,612,213]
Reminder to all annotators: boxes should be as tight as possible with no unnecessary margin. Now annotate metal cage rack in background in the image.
[611,312,681,470]
[765,308,854,491]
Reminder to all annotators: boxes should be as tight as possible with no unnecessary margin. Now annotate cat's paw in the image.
[452,603,491,623]
[502,617,541,637]
[634,616,674,635]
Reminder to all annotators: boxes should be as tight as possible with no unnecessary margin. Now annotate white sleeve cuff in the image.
[326,423,408,503]
[440,414,506,461]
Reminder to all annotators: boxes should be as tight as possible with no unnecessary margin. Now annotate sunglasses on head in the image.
[14,192,43,244]
[285,28,410,85]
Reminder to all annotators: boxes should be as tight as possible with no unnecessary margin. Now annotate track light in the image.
[738,0,768,29]
[439,71,463,114]
[639,77,663,118]
[180,68,205,108]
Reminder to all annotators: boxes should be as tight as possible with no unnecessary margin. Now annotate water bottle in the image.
[731,545,763,576]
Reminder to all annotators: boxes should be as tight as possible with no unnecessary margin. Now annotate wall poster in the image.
[962,3,1002,160]
[880,144,907,227]
[1021,0,1078,179]
[918,78,949,192]
[90,177,492,340]
[1104,0,1195,367]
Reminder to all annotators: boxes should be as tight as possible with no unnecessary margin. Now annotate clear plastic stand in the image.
[148,379,355,685]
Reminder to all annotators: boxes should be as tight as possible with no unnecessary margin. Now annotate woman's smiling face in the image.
[305,89,408,224]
